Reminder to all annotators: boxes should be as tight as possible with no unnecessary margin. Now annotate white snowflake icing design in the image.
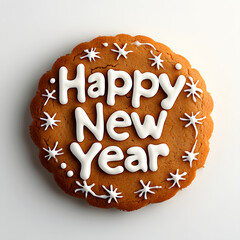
[74,181,122,204]
[42,89,56,106]
[184,76,203,102]
[134,180,162,199]
[167,169,187,189]
[40,112,60,130]
[75,180,96,198]
[80,48,101,62]
[132,40,156,50]
[42,141,64,162]
[180,112,206,138]
[111,43,133,60]
[148,50,164,70]
[102,185,123,203]
[182,140,199,167]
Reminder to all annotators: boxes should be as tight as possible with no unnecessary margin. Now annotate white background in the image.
[1,0,239,239]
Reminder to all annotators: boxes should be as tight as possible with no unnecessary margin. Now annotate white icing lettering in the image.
[59,64,85,104]
[107,69,132,106]
[98,146,124,175]
[70,143,170,178]
[87,72,105,98]
[58,65,186,111]
[131,110,167,139]
[70,142,102,180]
[106,110,132,141]
[75,102,104,142]
[159,73,186,110]
[124,147,148,172]
[132,70,159,108]
[148,144,169,171]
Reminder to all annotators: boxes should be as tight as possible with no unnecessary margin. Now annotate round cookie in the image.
[30,34,213,211]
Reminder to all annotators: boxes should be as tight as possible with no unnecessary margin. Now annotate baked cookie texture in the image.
[30,34,213,211]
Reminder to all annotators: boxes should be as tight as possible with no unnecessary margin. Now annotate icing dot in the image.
[50,78,56,84]
[67,170,74,177]
[102,42,108,47]
[60,162,67,169]
[175,63,182,70]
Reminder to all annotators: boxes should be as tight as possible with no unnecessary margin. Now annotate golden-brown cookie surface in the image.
[30,34,213,211]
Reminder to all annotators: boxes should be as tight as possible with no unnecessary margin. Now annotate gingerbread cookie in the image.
[30,34,213,211]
